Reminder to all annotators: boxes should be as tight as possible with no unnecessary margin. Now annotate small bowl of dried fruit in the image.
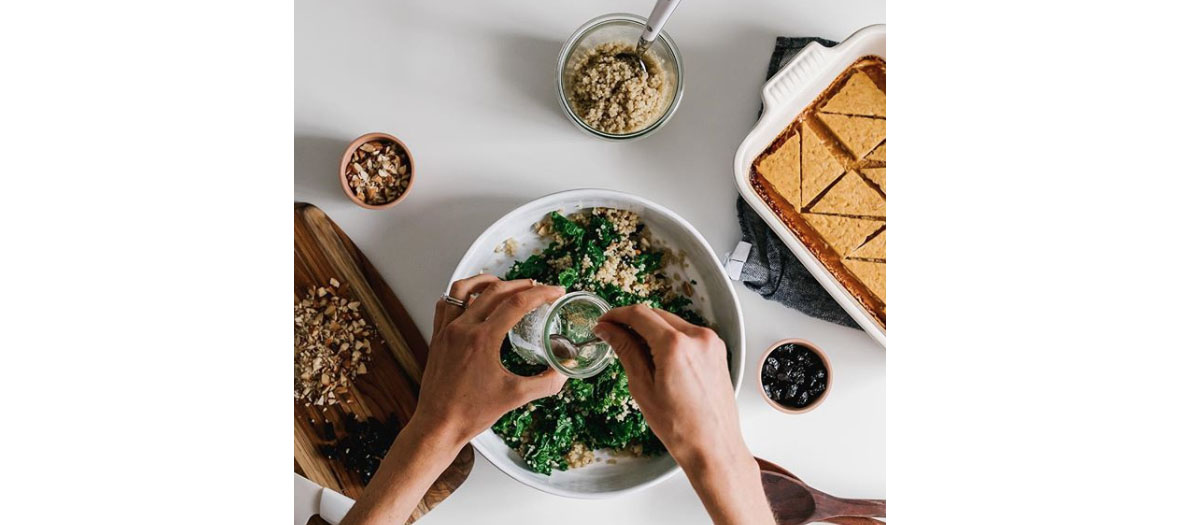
[339,132,414,209]
[759,339,832,414]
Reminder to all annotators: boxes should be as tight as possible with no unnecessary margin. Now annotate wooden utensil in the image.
[294,203,473,522]
[756,457,885,525]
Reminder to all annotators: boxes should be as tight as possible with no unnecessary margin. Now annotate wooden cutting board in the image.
[294,203,473,522]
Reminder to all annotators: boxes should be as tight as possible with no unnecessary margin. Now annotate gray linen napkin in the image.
[735,36,860,329]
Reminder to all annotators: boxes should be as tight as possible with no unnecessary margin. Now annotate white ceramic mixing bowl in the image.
[447,188,745,498]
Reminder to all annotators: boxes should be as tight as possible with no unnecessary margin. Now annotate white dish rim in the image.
[732,24,886,347]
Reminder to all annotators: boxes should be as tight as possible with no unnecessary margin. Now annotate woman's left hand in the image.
[414,274,567,442]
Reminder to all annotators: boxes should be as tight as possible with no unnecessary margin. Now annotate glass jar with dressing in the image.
[508,291,614,378]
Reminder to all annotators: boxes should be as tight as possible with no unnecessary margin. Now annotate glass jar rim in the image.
[541,291,614,378]
[555,13,685,141]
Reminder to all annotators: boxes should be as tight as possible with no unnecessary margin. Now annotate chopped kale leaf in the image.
[550,211,585,242]
[493,209,713,475]
[557,267,578,288]
[633,251,663,277]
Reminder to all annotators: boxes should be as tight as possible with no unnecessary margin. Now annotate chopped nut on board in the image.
[294,280,373,407]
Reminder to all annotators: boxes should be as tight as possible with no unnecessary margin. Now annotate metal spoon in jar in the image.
[548,333,603,362]
[615,0,684,74]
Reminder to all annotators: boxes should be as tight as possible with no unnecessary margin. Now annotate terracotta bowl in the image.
[338,132,415,210]
[758,338,832,414]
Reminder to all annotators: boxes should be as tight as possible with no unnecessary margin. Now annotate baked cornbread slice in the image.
[802,121,844,206]
[749,56,887,328]
[843,259,885,303]
[816,113,886,160]
[820,71,885,117]
[803,213,882,257]
[866,142,886,162]
[810,172,886,218]
[755,132,801,208]
[849,230,885,260]
[862,167,885,194]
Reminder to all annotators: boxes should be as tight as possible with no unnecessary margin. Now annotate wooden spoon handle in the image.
[825,516,882,523]
[753,457,885,524]
[825,518,885,525]
[824,497,886,519]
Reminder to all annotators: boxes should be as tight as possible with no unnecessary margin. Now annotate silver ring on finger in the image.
[441,294,467,309]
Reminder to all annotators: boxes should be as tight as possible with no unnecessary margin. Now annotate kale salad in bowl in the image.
[448,189,744,498]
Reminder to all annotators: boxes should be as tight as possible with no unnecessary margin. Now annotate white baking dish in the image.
[732,24,886,347]
[448,188,745,498]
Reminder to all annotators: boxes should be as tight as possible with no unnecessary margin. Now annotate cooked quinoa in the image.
[568,42,667,134]
[494,237,519,257]
[564,441,596,468]
[493,208,708,475]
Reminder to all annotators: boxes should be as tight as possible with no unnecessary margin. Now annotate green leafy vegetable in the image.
[557,267,578,288]
[494,209,713,475]
[633,252,663,277]
[550,211,585,241]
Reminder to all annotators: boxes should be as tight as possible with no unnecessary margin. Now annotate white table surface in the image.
[296,1,884,523]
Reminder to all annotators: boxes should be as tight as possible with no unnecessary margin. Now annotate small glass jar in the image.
[556,13,685,141]
[508,291,615,378]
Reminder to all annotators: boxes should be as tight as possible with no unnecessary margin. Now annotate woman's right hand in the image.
[593,305,774,525]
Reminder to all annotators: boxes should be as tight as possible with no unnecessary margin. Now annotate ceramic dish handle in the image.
[318,487,354,524]
[760,42,835,112]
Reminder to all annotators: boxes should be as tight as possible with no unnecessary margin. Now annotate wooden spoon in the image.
[756,458,885,525]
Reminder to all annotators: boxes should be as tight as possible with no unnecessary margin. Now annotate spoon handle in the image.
[826,518,885,525]
[819,497,886,519]
[639,0,683,46]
